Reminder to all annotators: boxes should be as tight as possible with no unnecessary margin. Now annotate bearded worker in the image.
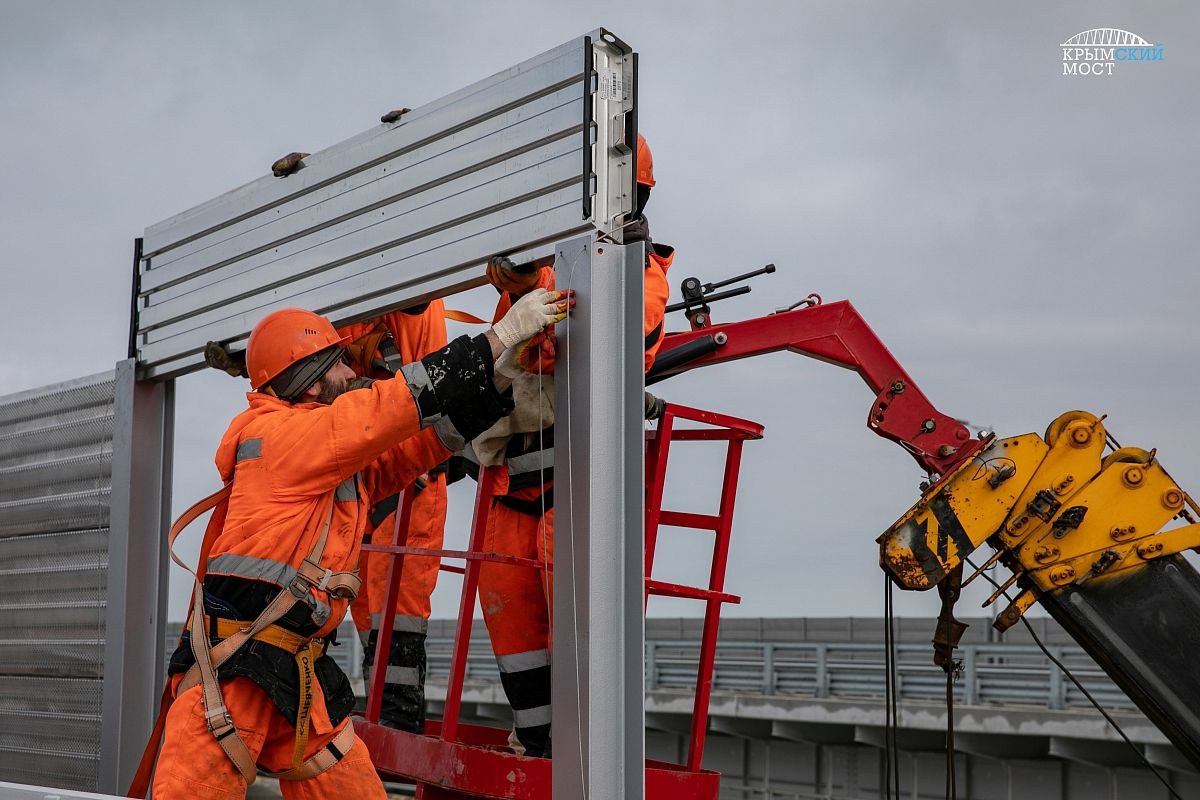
[144,287,570,800]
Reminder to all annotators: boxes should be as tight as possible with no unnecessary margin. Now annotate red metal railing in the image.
[643,403,763,770]
[356,402,762,798]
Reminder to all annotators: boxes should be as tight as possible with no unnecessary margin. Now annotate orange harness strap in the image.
[127,484,232,798]
[444,308,489,325]
[127,486,361,796]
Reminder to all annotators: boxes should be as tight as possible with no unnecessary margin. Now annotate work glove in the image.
[495,346,524,380]
[623,213,651,245]
[644,390,665,420]
[204,341,248,378]
[491,287,572,349]
[486,254,540,295]
[516,330,556,374]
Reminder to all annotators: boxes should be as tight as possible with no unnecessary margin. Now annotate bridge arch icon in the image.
[1061,29,1152,47]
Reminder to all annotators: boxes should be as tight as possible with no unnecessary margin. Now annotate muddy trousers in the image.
[478,497,554,757]
[152,677,386,800]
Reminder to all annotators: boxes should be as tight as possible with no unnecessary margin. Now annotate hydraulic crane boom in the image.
[649,298,988,477]
[652,289,1200,770]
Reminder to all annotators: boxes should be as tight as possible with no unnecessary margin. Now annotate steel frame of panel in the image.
[552,237,645,800]
[132,30,635,380]
[98,359,173,794]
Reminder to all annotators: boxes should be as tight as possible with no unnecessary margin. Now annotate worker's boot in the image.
[496,649,552,757]
[362,628,428,733]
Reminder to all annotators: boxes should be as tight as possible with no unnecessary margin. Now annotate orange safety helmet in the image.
[246,308,351,392]
[636,132,655,188]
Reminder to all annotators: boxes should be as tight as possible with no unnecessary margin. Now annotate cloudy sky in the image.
[2,2,1197,623]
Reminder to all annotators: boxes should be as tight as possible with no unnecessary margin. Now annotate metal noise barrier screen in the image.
[0,372,115,790]
[134,29,635,380]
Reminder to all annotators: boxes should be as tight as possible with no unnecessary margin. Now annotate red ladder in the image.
[644,403,764,770]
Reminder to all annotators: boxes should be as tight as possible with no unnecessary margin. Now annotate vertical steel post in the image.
[99,359,173,793]
[815,643,829,698]
[962,646,978,706]
[553,236,644,800]
[1048,646,1065,710]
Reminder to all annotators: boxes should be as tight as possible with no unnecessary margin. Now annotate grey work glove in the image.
[644,391,666,420]
[491,287,571,348]
[495,347,525,381]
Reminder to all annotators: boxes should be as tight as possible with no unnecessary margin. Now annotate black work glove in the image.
[429,455,468,486]
[623,213,651,245]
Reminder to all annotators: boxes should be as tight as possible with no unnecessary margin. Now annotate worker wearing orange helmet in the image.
[148,291,570,799]
[340,302,454,734]
[471,132,673,757]
[204,301,456,734]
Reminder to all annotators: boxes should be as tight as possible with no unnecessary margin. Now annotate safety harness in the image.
[128,482,362,796]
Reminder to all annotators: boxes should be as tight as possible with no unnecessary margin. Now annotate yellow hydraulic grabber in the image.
[880,410,1200,767]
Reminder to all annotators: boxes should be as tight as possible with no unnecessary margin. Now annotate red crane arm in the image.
[651,300,986,476]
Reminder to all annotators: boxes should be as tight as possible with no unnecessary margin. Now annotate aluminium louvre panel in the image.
[0,375,113,537]
[135,30,636,380]
[0,376,112,790]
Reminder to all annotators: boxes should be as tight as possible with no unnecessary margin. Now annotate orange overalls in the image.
[156,333,506,799]
[343,301,450,732]
[473,242,673,755]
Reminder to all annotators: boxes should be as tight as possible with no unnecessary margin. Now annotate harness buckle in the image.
[288,576,311,600]
[316,568,334,591]
[206,705,234,733]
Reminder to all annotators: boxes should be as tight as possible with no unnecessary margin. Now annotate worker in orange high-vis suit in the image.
[469,133,672,757]
[149,290,570,800]
[201,301,454,735]
[340,301,452,734]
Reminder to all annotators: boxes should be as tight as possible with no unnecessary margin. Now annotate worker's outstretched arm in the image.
[268,335,508,495]
[267,289,570,494]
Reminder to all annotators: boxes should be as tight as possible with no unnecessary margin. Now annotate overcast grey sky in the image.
[2,2,1197,623]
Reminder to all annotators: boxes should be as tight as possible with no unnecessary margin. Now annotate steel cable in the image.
[965,557,1182,800]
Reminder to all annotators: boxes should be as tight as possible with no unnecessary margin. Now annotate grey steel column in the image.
[553,236,645,799]
[99,359,174,794]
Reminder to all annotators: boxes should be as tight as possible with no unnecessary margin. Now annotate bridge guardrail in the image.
[425,638,1134,713]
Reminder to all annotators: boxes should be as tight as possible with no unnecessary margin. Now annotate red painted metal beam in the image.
[356,719,722,800]
[439,468,496,742]
[658,510,723,531]
[654,301,985,476]
[365,488,415,723]
[362,543,548,571]
[645,579,740,604]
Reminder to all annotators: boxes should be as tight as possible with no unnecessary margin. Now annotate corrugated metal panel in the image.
[134,30,636,380]
[0,373,113,791]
